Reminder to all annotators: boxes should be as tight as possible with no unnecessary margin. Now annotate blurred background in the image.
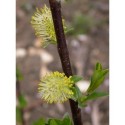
[16,0,109,125]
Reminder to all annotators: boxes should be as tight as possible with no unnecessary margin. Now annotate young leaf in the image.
[71,86,82,101]
[50,120,58,125]
[32,114,72,125]
[62,113,72,125]
[18,94,27,108]
[77,91,108,108]
[71,87,78,101]
[71,86,87,108]
[32,118,46,125]
[16,67,23,81]
[87,62,109,93]
[16,106,22,123]
[80,92,108,103]
[47,119,61,125]
[78,100,87,108]
[96,62,102,70]
[70,75,83,84]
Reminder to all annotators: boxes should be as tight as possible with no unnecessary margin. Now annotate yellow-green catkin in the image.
[31,5,67,48]
[38,71,74,103]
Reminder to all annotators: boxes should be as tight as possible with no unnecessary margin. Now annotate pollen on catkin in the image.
[31,5,67,48]
[38,71,74,103]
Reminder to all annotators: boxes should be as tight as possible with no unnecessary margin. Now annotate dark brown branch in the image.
[48,0,82,125]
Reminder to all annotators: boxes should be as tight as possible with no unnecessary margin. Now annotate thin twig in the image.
[48,0,82,124]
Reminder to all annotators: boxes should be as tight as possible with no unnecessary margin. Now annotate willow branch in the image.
[48,0,82,124]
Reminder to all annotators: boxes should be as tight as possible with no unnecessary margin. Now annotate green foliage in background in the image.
[16,67,23,81]
[18,94,27,108]
[68,14,94,35]
[16,67,27,124]
[32,118,46,125]
[32,114,72,125]
[16,94,27,124]
[16,94,26,124]
[16,106,23,123]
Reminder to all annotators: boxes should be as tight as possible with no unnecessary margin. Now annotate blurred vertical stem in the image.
[48,0,82,125]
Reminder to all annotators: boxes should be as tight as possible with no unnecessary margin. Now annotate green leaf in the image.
[16,67,23,81]
[71,86,87,108]
[86,92,108,101]
[49,120,59,125]
[96,62,102,70]
[78,100,87,108]
[78,95,88,108]
[47,119,61,125]
[71,75,83,84]
[81,92,108,103]
[16,106,22,123]
[71,86,82,101]
[32,114,73,125]
[47,114,72,125]
[62,113,72,125]
[77,91,108,108]
[32,118,46,125]
[18,94,27,108]
[87,62,109,93]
